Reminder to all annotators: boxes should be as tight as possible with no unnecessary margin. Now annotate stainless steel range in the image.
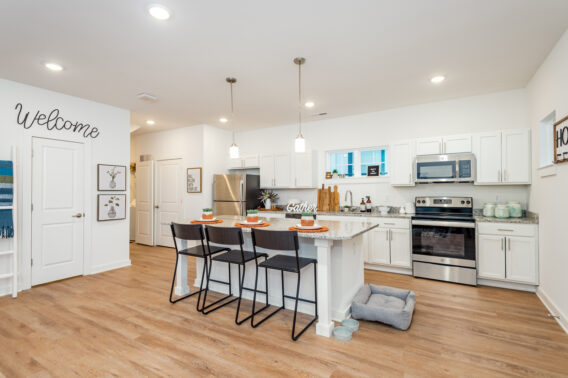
[411,196,477,286]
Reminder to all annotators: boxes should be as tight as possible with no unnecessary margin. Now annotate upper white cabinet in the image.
[260,151,316,188]
[415,135,472,155]
[229,154,260,169]
[474,129,530,185]
[390,140,415,186]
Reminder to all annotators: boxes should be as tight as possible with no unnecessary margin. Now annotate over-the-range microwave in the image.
[414,153,476,183]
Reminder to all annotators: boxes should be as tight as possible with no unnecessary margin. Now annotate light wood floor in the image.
[1,244,567,377]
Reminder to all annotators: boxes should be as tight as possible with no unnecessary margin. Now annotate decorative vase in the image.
[109,178,116,189]
[264,198,271,209]
[108,205,116,218]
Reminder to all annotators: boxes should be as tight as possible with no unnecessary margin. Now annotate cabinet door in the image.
[274,153,292,187]
[444,134,472,153]
[242,154,259,168]
[502,129,531,184]
[294,152,313,187]
[389,228,411,267]
[390,140,415,186]
[259,154,275,188]
[506,236,537,284]
[477,234,505,279]
[367,228,390,264]
[416,137,442,155]
[474,132,502,184]
[228,158,243,169]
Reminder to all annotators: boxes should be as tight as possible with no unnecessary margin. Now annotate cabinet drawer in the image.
[477,222,536,237]
[376,218,410,230]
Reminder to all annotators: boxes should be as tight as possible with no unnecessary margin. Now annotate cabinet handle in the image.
[498,169,501,182]
[443,142,446,153]
[504,169,507,182]
[386,230,389,241]
[508,237,511,251]
[384,222,395,225]
[501,237,504,251]
[498,229,514,232]
[389,229,392,241]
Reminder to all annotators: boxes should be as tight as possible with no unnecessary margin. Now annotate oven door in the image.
[411,220,476,267]
[415,160,457,183]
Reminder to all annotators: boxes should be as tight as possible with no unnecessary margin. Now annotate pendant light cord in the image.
[298,61,302,137]
[230,80,235,144]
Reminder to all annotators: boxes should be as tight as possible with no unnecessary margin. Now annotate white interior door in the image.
[155,159,182,247]
[135,161,154,246]
[32,138,84,285]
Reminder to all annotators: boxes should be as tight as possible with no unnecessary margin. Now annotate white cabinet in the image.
[259,154,275,188]
[416,137,442,155]
[502,129,531,184]
[474,129,531,185]
[416,135,471,155]
[368,228,390,264]
[274,153,292,187]
[293,151,317,188]
[367,219,411,268]
[390,140,415,186]
[229,154,259,169]
[389,228,411,267]
[477,223,538,285]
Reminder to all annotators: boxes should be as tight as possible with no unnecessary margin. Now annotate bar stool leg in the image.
[200,260,238,315]
[170,253,208,305]
[291,263,319,341]
[251,265,284,328]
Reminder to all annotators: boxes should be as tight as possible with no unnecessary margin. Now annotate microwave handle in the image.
[455,160,459,180]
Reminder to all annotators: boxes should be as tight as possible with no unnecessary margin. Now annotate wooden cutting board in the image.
[333,185,340,211]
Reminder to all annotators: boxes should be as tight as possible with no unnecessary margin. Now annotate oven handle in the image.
[411,220,476,228]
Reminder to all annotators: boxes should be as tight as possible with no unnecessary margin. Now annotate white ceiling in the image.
[2,0,568,134]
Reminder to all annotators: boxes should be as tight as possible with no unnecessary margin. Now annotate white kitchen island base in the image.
[173,215,374,337]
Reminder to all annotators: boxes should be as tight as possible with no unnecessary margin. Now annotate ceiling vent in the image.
[136,92,158,102]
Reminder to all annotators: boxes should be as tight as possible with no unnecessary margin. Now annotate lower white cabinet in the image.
[367,220,411,268]
[389,228,411,267]
[477,223,538,285]
[368,228,390,264]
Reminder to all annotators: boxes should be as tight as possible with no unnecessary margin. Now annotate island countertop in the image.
[178,215,379,241]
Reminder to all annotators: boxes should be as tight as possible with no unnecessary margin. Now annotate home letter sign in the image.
[554,115,568,163]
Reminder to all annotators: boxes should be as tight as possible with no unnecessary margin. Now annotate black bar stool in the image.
[169,223,226,308]
[250,229,318,341]
[201,226,270,324]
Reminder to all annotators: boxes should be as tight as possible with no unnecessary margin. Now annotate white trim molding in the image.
[537,287,568,334]
[537,164,557,178]
[90,259,131,275]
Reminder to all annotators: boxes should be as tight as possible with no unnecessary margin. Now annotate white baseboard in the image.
[537,287,568,334]
[90,259,131,275]
[477,278,537,292]
[364,264,412,275]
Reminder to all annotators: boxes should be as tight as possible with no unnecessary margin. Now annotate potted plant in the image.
[106,166,121,189]
[301,212,315,227]
[104,196,120,218]
[202,208,213,220]
[258,190,279,210]
[246,209,259,223]
[332,169,338,179]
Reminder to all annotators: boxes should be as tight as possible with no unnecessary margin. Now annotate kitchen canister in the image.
[495,204,510,218]
[483,203,496,217]
[507,201,523,218]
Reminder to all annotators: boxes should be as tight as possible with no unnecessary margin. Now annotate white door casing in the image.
[135,160,154,246]
[155,159,182,247]
[31,138,85,285]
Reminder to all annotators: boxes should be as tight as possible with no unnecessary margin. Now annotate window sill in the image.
[537,164,557,178]
[324,176,390,185]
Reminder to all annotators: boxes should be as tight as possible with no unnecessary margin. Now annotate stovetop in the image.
[413,196,474,222]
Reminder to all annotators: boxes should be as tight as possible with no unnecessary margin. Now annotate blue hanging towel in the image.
[0,161,14,239]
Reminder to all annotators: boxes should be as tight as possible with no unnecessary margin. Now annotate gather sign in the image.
[14,103,100,139]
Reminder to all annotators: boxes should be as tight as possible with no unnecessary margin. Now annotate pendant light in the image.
[226,77,239,159]
[294,57,306,153]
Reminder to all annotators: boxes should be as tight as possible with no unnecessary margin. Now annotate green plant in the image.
[258,190,279,202]
[332,169,338,174]
[247,209,259,214]
[104,196,121,207]
[301,212,313,217]
[202,208,212,212]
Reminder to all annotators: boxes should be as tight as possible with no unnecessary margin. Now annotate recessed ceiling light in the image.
[148,4,171,20]
[146,120,155,125]
[305,101,315,108]
[45,62,63,71]
[219,117,228,123]
[430,75,445,84]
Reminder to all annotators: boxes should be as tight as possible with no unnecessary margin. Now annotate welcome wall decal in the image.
[14,103,100,139]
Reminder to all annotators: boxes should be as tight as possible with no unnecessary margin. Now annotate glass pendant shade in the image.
[295,135,305,153]
[229,143,239,159]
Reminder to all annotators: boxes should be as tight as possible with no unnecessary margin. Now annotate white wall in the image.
[132,124,232,220]
[526,29,568,331]
[0,78,131,295]
[236,89,530,210]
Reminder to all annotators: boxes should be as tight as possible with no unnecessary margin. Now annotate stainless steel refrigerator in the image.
[213,174,260,216]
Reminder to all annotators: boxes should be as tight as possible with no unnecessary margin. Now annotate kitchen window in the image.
[327,147,388,178]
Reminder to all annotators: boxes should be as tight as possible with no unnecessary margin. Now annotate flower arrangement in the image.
[258,190,279,210]
[104,196,121,218]
[106,167,122,189]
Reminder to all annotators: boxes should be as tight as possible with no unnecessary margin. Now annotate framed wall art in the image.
[98,164,127,191]
[97,194,126,221]
[187,167,202,193]
[367,165,380,176]
[554,115,568,164]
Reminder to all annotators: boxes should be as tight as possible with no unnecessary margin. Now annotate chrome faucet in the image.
[345,190,353,209]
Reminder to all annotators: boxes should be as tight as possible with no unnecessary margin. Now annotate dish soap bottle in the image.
[366,196,372,212]
[360,198,366,212]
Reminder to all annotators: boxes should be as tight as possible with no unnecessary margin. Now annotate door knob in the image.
[155,205,160,209]
[72,213,83,218]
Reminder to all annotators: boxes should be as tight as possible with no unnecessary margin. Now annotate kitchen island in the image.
[172,214,378,337]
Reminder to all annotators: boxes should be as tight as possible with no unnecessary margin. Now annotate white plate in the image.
[241,220,263,225]
[295,223,323,230]
[198,217,217,222]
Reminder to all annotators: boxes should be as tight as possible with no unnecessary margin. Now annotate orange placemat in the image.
[235,222,270,228]
[288,226,329,233]
[190,219,223,224]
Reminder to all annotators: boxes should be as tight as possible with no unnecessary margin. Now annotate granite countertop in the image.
[260,210,412,219]
[178,215,379,240]
[473,210,539,224]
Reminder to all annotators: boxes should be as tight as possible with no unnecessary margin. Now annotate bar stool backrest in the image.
[170,223,206,254]
[205,226,244,247]
[252,229,300,270]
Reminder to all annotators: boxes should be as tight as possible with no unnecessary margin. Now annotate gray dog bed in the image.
[351,284,416,330]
